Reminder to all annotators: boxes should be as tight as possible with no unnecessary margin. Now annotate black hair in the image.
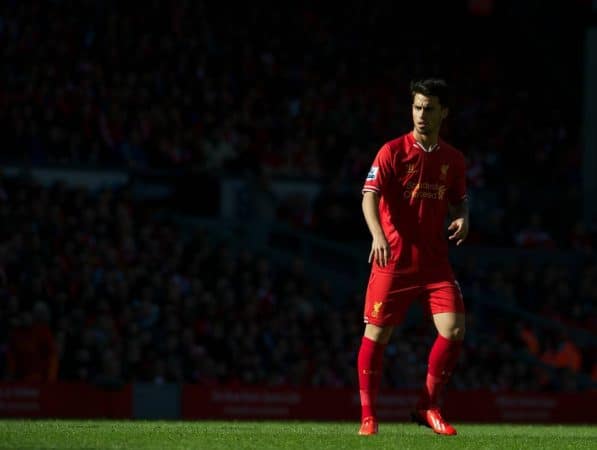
[410,78,451,109]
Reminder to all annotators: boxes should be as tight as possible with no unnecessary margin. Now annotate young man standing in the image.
[358,78,469,436]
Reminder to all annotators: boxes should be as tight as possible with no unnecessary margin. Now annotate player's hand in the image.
[369,233,390,267]
[448,217,469,246]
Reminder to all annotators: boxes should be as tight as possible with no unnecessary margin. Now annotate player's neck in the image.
[412,130,439,151]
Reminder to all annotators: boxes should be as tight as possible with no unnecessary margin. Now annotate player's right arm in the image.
[362,191,390,267]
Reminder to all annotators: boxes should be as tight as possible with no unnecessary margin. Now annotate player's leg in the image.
[413,281,465,436]
[427,311,465,406]
[358,323,393,435]
[358,272,418,435]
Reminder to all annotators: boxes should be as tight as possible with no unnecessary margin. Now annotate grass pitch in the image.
[0,420,595,449]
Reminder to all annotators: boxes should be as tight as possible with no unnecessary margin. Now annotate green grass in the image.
[0,420,595,449]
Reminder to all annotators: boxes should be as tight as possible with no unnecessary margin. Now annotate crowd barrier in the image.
[0,383,595,423]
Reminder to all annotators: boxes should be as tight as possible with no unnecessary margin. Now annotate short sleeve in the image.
[362,143,393,195]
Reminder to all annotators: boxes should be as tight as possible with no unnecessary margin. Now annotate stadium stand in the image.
[0,0,595,396]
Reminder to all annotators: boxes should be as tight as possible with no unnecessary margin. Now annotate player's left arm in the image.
[448,199,469,246]
[447,153,469,246]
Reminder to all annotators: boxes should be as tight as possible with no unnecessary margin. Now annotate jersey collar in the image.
[408,132,440,153]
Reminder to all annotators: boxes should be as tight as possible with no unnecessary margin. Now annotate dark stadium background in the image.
[0,0,595,422]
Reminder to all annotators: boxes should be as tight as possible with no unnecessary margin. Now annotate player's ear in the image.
[441,107,449,120]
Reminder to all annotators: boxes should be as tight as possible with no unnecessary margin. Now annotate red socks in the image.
[358,336,386,420]
[420,334,462,408]
[359,334,461,418]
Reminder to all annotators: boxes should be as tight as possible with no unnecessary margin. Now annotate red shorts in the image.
[363,271,465,327]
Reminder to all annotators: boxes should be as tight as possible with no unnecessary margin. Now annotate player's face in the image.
[412,93,447,136]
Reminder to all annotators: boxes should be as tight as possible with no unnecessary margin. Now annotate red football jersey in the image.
[362,132,467,281]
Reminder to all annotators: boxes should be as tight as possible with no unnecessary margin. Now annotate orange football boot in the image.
[358,416,378,436]
[411,408,457,436]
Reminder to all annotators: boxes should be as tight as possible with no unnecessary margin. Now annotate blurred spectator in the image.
[551,333,583,374]
[515,213,556,249]
[5,302,58,382]
[518,321,540,356]
[569,220,596,254]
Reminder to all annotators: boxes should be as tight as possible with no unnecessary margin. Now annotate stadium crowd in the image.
[0,1,595,392]
[0,1,594,250]
[0,177,594,391]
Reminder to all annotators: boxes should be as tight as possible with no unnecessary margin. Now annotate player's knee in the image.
[446,326,465,340]
[364,324,394,344]
[438,324,465,340]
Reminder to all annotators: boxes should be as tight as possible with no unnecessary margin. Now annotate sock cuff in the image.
[362,336,386,349]
[437,334,463,345]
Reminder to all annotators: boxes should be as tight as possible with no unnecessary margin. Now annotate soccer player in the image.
[357,78,469,436]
